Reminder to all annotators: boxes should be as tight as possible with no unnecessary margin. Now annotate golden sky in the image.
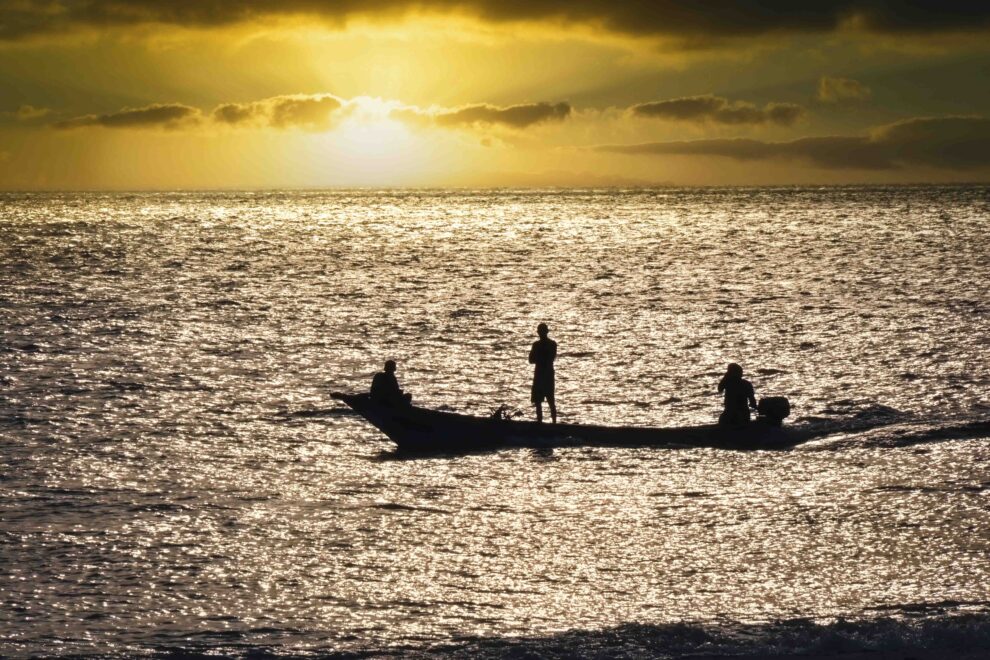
[2,1,990,188]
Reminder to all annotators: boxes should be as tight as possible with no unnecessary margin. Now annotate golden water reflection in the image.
[1,188,988,654]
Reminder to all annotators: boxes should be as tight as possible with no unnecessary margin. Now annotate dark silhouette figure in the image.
[717,362,757,426]
[370,360,412,407]
[529,323,557,423]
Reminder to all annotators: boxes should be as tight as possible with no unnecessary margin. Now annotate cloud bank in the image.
[43,95,990,176]
[631,95,804,126]
[3,1,990,41]
[56,96,346,131]
[595,116,990,170]
[51,95,570,132]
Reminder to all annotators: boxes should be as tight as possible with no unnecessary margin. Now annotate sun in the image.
[309,98,426,184]
[334,118,413,163]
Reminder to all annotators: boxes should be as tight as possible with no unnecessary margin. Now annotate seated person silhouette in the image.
[529,323,558,424]
[370,360,412,406]
[717,362,757,426]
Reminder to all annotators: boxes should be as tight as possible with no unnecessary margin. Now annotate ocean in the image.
[1,187,988,658]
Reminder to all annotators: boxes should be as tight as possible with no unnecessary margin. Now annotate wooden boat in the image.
[331,392,832,453]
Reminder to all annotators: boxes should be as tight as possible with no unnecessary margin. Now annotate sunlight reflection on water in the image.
[1,187,989,655]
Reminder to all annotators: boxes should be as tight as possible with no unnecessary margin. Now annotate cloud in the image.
[1,104,51,123]
[4,1,990,41]
[817,76,872,103]
[870,115,990,169]
[212,94,344,130]
[14,104,51,120]
[212,103,256,125]
[54,103,201,129]
[595,116,990,170]
[393,102,571,129]
[631,95,804,126]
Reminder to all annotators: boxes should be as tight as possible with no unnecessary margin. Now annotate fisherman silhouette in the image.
[529,323,557,423]
[717,362,757,426]
[370,360,412,407]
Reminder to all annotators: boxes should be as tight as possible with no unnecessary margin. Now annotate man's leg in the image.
[547,396,557,424]
[535,401,543,423]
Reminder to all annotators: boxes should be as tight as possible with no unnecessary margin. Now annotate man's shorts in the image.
[531,371,555,403]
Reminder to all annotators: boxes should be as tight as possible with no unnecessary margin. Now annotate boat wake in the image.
[800,416,990,451]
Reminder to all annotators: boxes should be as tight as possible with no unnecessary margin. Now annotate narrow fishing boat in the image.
[331,392,826,452]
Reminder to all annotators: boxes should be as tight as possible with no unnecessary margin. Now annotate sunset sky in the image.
[2,1,990,188]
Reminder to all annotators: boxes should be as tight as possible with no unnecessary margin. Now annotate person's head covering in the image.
[537,323,549,337]
[384,360,397,373]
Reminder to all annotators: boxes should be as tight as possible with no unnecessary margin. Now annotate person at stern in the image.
[717,362,757,426]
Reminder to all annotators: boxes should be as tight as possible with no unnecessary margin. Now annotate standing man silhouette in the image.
[529,323,558,423]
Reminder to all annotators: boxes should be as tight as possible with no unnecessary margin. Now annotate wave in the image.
[270,406,358,420]
[83,607,990,659]
[418,611,990,659]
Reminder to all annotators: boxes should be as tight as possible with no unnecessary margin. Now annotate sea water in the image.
[1,187,988,657]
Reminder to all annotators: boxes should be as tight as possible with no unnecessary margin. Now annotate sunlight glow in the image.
[317,104,422,183]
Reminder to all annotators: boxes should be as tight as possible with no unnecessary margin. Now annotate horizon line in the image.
[2,182,989,194]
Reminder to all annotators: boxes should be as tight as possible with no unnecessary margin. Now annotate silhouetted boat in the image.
[331,393,830,452]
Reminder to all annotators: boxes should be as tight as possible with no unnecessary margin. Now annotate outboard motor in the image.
[757,397,791,426]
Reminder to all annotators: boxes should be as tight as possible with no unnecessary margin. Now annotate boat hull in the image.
[331,393,819,452]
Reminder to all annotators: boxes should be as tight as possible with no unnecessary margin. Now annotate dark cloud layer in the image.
[54,103,200,129]
[3,1,990,41]
[394,102,571,128]
[631,95,804,126]
[596,116,990,170]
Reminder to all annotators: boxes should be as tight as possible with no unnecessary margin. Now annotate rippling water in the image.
[2,187,989,658]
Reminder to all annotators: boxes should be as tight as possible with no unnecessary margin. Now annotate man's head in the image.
[537,323,549,338]
[384,360,397,373]
[726,363,743,378]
